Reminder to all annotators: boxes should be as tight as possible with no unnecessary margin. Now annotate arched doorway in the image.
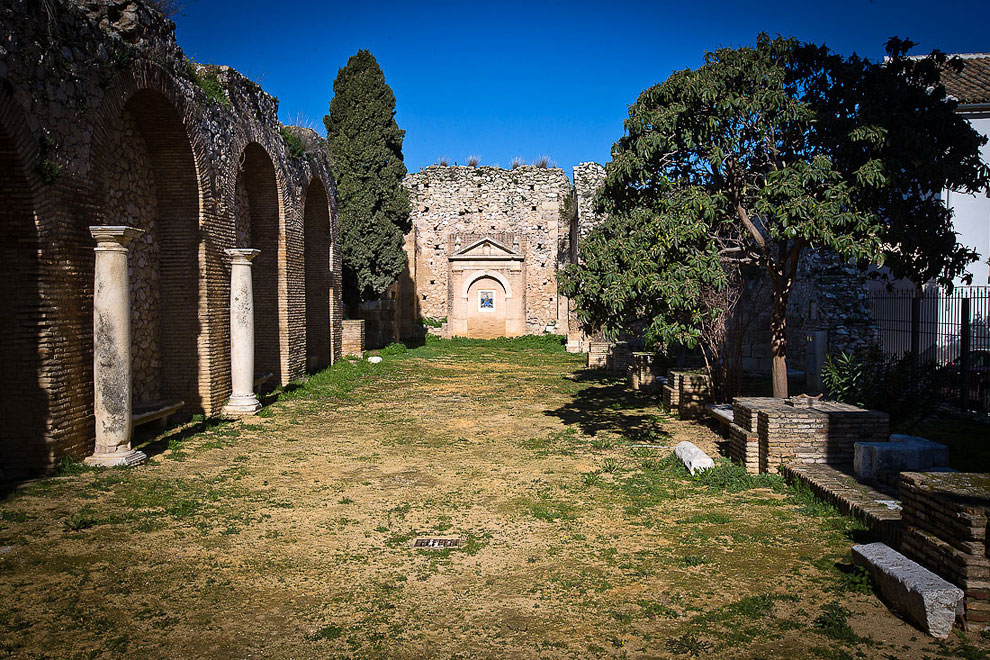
[466,276,508,339]
[0,94,46,476]
[303,177,332,372]
[100,89,202,415]
[234,143,283,385]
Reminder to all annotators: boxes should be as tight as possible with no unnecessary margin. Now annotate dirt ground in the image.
[1,337,987,659]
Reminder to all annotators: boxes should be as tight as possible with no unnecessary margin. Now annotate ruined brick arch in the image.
[0,82,49,476]
[234,142,287,386]
[303,176,333,372]
[90,79,206,416]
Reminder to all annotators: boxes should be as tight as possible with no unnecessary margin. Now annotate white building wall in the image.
[945,114,990,287]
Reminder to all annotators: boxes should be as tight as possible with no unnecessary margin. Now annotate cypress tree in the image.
[324,50,411,309]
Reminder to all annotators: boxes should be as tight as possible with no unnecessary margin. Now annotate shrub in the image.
[511,156,524,169]
[186,60,231,109]
[823,345,945,429]
[436,156,450,166]
[279,127,306,158]
[378,342,408,356]
[467,155,480,167]
[420,316,446,328]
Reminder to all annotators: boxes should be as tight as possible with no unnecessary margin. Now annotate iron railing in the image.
[866,286,990,414]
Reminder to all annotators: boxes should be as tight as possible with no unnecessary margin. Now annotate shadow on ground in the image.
[547,369,671,441]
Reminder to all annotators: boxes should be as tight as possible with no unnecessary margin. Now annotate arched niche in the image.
[234,143,283,385]
[0,88,47,477]
[98,88,203,415]
[303,177,332,372]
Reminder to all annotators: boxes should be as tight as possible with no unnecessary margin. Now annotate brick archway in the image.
[96,88,203,415]
[303,177,332,372]
[0,86,48,476]
[235,143,284,386]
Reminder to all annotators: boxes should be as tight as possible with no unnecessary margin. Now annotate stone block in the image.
[852,542,964,638]
[854,437,949,480]
[675,441,714,476]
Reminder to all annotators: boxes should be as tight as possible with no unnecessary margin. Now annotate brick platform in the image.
[782,463,904,547]
[899,472,990,629]
[342,320,365,357]
[663,370,712,420]
[727,397,887,474]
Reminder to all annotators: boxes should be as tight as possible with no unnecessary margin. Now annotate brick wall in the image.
[900,472,990,630]
[0,0,341,476]
[342,320,365,357]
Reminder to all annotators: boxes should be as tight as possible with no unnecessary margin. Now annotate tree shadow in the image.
[547,373,671,440]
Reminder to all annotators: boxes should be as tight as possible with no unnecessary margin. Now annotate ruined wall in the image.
[737,250,878,378]
[403,165,572,336]
[565,162,608,350]
[0,0,342,476]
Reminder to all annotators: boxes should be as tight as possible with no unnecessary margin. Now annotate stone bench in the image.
[132,400,184,430]
[855,435,950,482]
[853,542,964,638]
[705,403,734,436]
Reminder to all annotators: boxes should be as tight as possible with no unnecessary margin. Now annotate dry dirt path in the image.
[0,337,986,659]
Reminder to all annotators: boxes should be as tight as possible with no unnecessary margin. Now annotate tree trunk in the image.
[770,282,790,398]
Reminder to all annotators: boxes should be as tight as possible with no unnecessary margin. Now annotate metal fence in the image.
[866,286,990,414]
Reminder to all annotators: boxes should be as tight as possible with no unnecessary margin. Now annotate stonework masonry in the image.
[0,0,342,477]
[401,165,574,338]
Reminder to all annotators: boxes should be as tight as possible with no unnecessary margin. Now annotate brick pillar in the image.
[85,226,146,467]
[223,249,262,415]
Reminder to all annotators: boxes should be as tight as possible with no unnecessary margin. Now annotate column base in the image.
[84,449,147,468]
[223,394,262,416]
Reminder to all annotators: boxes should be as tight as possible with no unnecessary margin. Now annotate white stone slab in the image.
[675,441,714,476]
[852,542,963,638]
[367,356,383,364]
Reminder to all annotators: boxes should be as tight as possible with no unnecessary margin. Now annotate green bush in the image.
[420,316,446,328]
[279,126,306,158]
[823,346,944,430]
[186,60,231,109]
[378,342,408,356]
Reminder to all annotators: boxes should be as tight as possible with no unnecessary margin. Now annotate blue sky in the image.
[174,0,990,177]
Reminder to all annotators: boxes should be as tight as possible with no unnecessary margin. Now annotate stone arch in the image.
[93,87,204,415]
[303,176,332,372]
[461,270,513,300]
[234,142,284,385]
[0,82,48,476]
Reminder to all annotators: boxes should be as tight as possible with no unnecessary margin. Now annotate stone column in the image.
[223,248,262,415]
[86,226,146,467]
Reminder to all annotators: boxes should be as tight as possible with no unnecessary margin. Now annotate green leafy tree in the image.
[324,50,411,308]
[561,34,989,398]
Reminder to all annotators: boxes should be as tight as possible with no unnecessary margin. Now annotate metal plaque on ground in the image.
[413,537,461,549]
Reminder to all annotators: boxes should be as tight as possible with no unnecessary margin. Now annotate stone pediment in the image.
[450,237,524,261]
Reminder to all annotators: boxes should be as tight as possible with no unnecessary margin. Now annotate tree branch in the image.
[735,203,767,251]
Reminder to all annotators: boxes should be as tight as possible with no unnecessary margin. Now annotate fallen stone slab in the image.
[675,441,714,476]
[854,436,949,481]
[852,542,963,638]
[367,356,383,364]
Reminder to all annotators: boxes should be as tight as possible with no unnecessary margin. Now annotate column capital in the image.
[225,248,261,264]
[90,225,145,249]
